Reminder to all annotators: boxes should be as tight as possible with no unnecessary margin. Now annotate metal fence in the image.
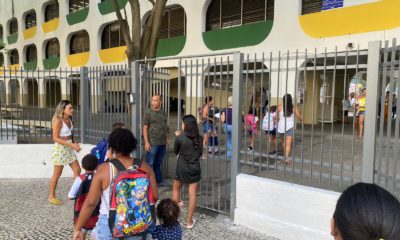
[0,67,81,144]
[1,39,400,217]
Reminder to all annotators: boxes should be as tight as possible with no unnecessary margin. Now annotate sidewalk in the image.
[0,178,279,240]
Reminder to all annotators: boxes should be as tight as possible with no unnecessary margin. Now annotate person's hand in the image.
[175,130,182,136]
[166,137,171,145]
[145,142,151,152]
[71,143,81,152]
[73,230,84,240]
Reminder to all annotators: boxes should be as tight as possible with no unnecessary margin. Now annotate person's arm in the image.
[173,137,180,155]
[52,118,80,151]
[68,176,82,200]
[294,107,303,122]
[220,111,226,123]
[73,165,104,239]
[141,161,159,201]
[143,110,151,152]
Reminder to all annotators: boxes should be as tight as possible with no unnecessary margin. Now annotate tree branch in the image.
[146,0,167,65]
[148,0,155,6]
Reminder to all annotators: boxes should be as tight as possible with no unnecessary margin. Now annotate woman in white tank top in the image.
[277,94,302,165]
[73,128,158,240]
[48,100,81,205]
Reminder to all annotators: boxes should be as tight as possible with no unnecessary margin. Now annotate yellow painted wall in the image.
[8,64,20,75]
[67,52,90,67]
[23,26,36,39]
[299,0,400,38]
[42,18,59,33]
[98,46,127,63]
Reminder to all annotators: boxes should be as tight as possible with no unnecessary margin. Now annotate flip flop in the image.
[48,198,62,205]
[185,219,196,229]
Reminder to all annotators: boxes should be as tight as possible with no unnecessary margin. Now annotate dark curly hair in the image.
[156,198,180,227]
[108,128,137,156]
[82,154,98,171]
[282,94,294,117]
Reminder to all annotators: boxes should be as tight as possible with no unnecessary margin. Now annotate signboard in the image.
[322,0,344,10]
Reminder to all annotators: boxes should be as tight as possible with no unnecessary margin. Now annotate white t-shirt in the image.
[67,173,93,199]
[262,112,276,131]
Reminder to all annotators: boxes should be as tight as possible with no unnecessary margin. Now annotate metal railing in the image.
[1,39,399,217]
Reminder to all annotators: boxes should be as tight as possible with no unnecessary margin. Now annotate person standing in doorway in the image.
[356,88,366,139]
[143,94,169,186]
[220,96,233,159]
[49,100,81,205]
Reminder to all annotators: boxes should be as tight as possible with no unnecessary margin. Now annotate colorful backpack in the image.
[108,159,155,238]
[73,173,100,230]
[90,138,108,165]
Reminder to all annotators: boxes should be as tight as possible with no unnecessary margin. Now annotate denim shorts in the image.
[202,122,213,134]
[92,214,149,240]
[278,128,294,137]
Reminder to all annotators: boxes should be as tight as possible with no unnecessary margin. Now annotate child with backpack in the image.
[68,154,100,240]
[90,122,125,165]
[152,198,182,240]
[262,106,277,155]
[73,128,158,240]
[245,108,259,152]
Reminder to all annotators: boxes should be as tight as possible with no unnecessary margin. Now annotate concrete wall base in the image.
[234,174,341,240]
[0,144,94,178]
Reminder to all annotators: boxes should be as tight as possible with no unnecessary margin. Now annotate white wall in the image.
[234,174,340,240]
[0,144,94,178]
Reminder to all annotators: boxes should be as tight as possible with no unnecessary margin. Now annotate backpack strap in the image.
[108,159,126,172]
[109,158,143,171]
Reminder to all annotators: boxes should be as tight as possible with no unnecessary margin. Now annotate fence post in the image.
[80,67,89,144]
[131,61,141,159]
[362,41,381,183]
[230,52,243,220]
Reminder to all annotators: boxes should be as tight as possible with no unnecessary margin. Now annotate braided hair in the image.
[183,114,200,150]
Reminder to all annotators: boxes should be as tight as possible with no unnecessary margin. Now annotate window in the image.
[101,22,126,49]
[0,54,4,66]
[302,0,322,15]
[70,31,89,54]
[159,6,186,39]
[45,1,59,22]
[26,45,37,62]
[10,49,19,65]
[25,11,37,29]
[45,38,60,58]
[69,0,89,13]
[9,18,18,35]
[206,0,274,31]
[0,25,3,39]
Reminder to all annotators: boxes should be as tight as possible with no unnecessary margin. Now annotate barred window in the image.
[206,0,274,31]
[159,6,186,39]
[101,22,126,49]
[69,0,89,13]
[46,38,60,58]
[0,54,4,66]
[302,0,322,15]
[25,11,37,29]
[45,1,59,22]
[9,19,18,35]
[26,45,37,62]
[70,31,89,54]
[10,49,19,65]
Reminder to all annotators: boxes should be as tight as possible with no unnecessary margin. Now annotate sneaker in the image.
[247,147,254,152]
[268,150,276,155]
[208,150,212,154]
[214,151,220,155]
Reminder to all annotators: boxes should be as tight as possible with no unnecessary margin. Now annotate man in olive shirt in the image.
[143,94,169,186]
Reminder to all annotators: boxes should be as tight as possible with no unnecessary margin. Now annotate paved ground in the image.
[0,178,279,240]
